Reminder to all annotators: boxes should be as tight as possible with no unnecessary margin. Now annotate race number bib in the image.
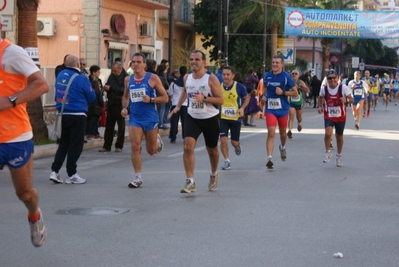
[327,106,341,118]
[354,89,363,96]
[189,101,207,113]
[394,84,399,89]
[290,95,301,102]
[267,98,282,109]
[129,88,146,102]
[221,107,237,118]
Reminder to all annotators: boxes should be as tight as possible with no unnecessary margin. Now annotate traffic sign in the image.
[359,62,365,71]
[0,0,15,16]
[352,57,359,68]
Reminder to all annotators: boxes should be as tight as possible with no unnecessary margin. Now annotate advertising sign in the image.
[285,7,399,39]
[277,38,295,65]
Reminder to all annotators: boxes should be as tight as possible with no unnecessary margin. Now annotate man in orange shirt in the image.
[0,15,49,247]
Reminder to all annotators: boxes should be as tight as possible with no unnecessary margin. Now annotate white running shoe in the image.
[65,173,87,184]
[128,178,143,188]
[29,208,47,247]
[157,134,164,153]
[49,171,63,184]
[221,160,231,170]
[323,151,332,163]
[336,155,343,167]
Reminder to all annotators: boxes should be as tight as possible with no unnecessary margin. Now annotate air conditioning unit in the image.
[140,23,153,37]
[37,17,55,37]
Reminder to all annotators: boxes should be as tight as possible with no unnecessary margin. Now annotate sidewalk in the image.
[34,122,171,159]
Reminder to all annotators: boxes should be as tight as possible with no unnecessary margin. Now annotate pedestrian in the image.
[348,70,369,130]
[318,69,353,167]
[87,80,104,139]
[99,61,129,152]
[0,25,49,247]
[263,55,298,169]
[87,65,104,139]
[219,66,249,170]
[121,53,168,188]
[169,50,224,193]
[310,75,321,108]
[49,54,96,184]
[243,90,260,127]
[55,54,68,78]
[168,66,187,143]
[287,70,310,139]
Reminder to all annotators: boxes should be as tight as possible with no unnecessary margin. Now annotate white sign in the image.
[0,0,15,16]
[1,14,12,31]
[24,47,39,65]
[359,62,365,71]
[352,57,359,68]
[277,38,295,65]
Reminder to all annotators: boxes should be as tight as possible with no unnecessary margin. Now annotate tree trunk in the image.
[17,0,48,143]
[270,23,278,59]
[321,38,332,78]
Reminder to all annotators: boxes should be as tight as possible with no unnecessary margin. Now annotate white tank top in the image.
[186,72,220,119]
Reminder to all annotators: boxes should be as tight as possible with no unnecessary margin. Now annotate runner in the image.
[382,73,392,111]
[219,66,249,170]
[370,74,380,111]
[348,71,369,130]
[287,70,310,139]
[318,70,353,167]
[392,73,399,106]
[361,70,374,117]
[263,55,298,169]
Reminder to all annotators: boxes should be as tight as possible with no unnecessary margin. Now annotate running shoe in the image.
[336,154,343,167]
[128,177,143,188]
[29,208,47,247]
[234,145,241,156]
[323,151,332,163]
[279,145,287,161]
[49,171,63,184]
[180,179,196,193]
[297,123,302,132]
[266,158,274,169]
[157,133,164,153]
[65,173,87,184]
[330,141,334,149]
[287,130,292,139]
[221,160,231,170]
[355,123,360,130]
[208,173,219,192]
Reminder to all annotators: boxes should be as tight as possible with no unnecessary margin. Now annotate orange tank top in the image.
[0,39,31,142]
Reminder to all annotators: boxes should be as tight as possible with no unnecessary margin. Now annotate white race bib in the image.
[188,101,207,113]
[267,98,282,109]
[221,107,237,117]
[291,95,301,102]
[354,89,363,96]
[328,106,341,117]
[129,88,146,102]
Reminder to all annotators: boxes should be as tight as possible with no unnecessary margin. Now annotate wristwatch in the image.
[203,96,207,103]
[282,91,286,96]
[9,95,17,107]
[150,97,155,103]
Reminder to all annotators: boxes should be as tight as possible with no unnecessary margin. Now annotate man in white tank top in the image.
[169,50,224,193]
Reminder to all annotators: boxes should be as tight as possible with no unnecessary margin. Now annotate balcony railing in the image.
[120,0,169,10]
[159,0,195,27]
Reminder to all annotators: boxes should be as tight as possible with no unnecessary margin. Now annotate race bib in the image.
[268,98,282,109]
[394,84,399,89]
[328,106,341,118]
[129,88,146,102]
[354,89,363,96]
[290,95,301,102]
[188,101,207,113]
[222,107,237,117]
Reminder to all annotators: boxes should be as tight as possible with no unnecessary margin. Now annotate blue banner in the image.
[284,7,399,39]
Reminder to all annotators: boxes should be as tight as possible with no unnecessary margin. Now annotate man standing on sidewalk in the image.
[49,54,96,184]
[99,62,129,153]
[169,50,223,193]
[263,55,298,169]
[219,66,249,170]
[0,16,49,247]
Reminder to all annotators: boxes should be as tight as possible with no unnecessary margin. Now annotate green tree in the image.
[374,46,398,67]
[344,39,385,65]
[17,0,49,143]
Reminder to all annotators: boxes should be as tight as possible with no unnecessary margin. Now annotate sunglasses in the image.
[291,73,299,75]
[327,76,337,80]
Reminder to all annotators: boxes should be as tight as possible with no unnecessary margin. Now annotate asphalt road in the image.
[1,102,398,267]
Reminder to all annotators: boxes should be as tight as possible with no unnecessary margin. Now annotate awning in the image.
[107,41,129,50]
[139,44,155,54]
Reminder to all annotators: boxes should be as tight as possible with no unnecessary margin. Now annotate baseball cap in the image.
[326,69,337,76]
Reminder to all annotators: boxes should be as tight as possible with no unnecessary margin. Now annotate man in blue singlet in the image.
[121,53,168,188]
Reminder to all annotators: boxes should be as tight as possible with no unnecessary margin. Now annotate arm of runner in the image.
[121,76,130,117]
[197,74,224,105]
[299,80,310,94]
[148,73,168,104]
[238,95,250,117]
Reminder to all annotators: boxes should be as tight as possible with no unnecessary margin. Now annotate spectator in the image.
[55,54,68,78]
[79,58,89,76]
[87,80,104,140]
[244,68,259,94]
[310,75,322,108]
[244,90,262,127]
[157,63,170,129]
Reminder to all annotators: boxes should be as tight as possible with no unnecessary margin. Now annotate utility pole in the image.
[218,0,223,65]
[224,0,229,65]
[168,0,174,73]
[262,0,267,72]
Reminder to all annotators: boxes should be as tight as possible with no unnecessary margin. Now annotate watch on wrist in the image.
[282,91,285,96]
[9,95,17,107]
[203,96,207,103]
[150,97,155,103]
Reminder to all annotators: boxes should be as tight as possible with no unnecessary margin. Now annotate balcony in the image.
[117,0,169,10]
[159,0,194,29]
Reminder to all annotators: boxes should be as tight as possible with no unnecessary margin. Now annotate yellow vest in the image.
[221,81,240,121]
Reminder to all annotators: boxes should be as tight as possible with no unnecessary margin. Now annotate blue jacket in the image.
[55,68,96,113]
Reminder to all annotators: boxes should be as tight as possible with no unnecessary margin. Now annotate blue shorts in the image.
[324,120,346,135]
[129,120,158,132]
[366,93,372,102]
[353,98,364,106]
[289,103,302,110]
[393,89,399,94]
[0,140,34,170]
[220,119,241,141]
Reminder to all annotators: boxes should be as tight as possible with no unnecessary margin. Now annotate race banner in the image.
[285,7,399,39]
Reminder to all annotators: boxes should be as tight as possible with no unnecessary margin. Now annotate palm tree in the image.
[17,0,48,142]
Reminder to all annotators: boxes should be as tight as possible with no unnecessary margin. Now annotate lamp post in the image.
[262,0,267,71]
[224,0,229,65]
[168,0,174,73]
